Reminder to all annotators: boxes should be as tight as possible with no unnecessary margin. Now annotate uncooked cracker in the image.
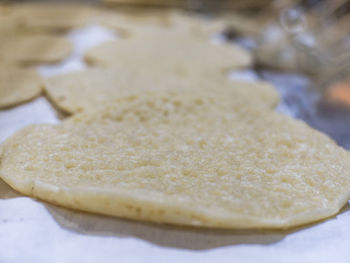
[44,66,278,114]
[101,11,219,40]
[0,15,16,34]
[98,9,171,37]
[84,34,252,71]
[0,35,72,65]
[99,9,222,40]
[167,10,227,39]
[7,3,96,33]
[168,11,267,39]
[0,67,43,108]
[1,90,350,229]
[102,0,187,8]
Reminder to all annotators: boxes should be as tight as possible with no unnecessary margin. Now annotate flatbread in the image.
[98,9,171,37]
[0,35,72,65]
[0,14,16,34]
[102,0,187,8]
[0,67,43,108]
[5,3,96,33]
[167,11,226,39]
[1,90,350,229]
[67,89,276,125]
[99,10,221,40]
[84,34,252,71]
[168,11,266,39]
[44,66,278,114]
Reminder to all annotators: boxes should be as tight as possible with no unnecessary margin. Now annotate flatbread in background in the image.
[0,16,15,34]
[0,67,42,109]
[1,90,350,229]
[4,3,96,33]
[44,66,278,114]
[0,35,72,65]
[101,0,274,11]
[100,9,269,40]
[99,9,221,40]
[0,5,17,34]
[102,0,187,8]
[100,10,222,40]
[84,34,252,71]
[67,88,277,125]
[129,11,264,40]
[167,10,227,39]
[98,9,171,37]
[0,3,16,17]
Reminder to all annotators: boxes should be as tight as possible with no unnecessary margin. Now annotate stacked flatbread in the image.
[0,3,80,108]
[2,2,350,230]
[0,3,253,108]
[0,3,94,33]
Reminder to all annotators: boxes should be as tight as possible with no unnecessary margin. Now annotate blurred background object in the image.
[254,0,350,148]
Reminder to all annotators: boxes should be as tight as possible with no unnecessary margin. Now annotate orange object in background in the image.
[326,81,350,106]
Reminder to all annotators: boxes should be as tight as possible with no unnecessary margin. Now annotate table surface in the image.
[1,24,350,263]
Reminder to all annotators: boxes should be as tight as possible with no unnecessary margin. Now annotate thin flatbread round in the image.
[168,11,266,39]
[84,34,252,71]
[44,67,278,114]
[100,10,220,40]
[5,3,96,33]
[0,35,72,65]
[98,9,171,37]
[1,90,350,229]
[0,13,17,34]
[102,0,187,8]
[0,67,42,108]
[167,11,227,39]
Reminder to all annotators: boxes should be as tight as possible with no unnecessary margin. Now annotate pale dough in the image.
[98,9,171,37]
[4,3,96,33]
[0,67,43,108]
[99,10,222,40]
[167,11,226,39]
[0,35,72,65]
[44,66,278,114]
[1,90,350,229]
[84,34,252,71]
[102,0,186,8]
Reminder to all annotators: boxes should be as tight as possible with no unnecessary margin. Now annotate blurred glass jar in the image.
[255,0,349,89]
